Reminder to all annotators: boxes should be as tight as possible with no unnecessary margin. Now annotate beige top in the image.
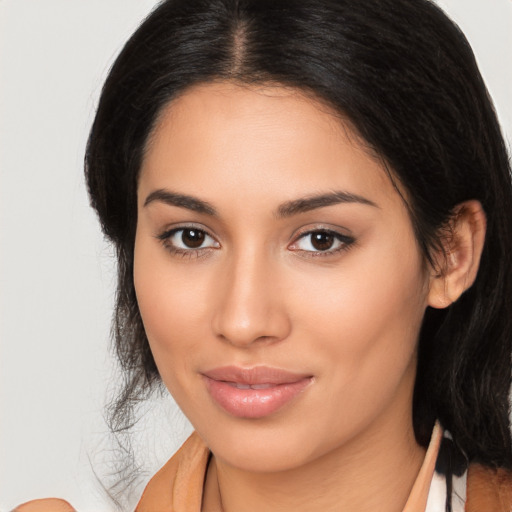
[134,423,512,512]
[134,424,442,512]
[14,424,512,512]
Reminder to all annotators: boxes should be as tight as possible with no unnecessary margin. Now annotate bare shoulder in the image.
[12,498,75,512]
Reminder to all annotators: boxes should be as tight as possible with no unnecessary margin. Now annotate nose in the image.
[211,250,292,348]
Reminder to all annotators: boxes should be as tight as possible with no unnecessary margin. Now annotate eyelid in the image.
[289,223,353,242]
[156,222,217,240]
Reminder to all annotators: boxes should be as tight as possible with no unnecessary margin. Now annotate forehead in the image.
[139,81,398,211]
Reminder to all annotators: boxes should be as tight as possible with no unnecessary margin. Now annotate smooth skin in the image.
[134,82,486,512]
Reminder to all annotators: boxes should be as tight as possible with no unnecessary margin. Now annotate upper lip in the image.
[202,366,312,385]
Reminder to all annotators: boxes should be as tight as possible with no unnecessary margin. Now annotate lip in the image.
[201,366,313,419]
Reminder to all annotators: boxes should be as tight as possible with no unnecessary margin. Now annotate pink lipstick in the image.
[202,366,312,418]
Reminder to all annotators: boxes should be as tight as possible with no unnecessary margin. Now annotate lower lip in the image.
[202,376,312,419]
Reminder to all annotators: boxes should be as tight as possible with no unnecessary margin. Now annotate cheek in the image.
[133,235,210,385]
[290,234,428,396]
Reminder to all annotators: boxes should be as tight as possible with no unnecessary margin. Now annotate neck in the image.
[203,409,426,512]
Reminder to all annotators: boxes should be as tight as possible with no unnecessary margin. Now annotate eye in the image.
[290,229,354,254]
[157,226,220,254]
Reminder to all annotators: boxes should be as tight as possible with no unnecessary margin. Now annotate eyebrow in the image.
[276,191,378,217]
[144,189,217,216]
[143,188,378,217]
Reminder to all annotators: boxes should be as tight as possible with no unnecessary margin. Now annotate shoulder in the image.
[466,463,512,512]
[12,498,75,512]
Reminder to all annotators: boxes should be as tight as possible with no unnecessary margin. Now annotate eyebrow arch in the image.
[144,189,217,216]
[276,190,379,217]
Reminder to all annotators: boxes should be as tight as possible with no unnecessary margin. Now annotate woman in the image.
[15,0,512,510]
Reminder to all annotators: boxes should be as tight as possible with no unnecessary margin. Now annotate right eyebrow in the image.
[143,189,217,216]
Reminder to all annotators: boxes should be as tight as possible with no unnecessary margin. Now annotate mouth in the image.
[201,366,313,419]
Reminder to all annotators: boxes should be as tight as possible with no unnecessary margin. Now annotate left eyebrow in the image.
[276,190,379,218]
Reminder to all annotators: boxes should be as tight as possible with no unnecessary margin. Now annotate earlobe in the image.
[427,200,486,309]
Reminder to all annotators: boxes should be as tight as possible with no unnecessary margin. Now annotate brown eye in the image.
[290,229,354,255]
[310,231,335,251]
[158,227,220,253]
[181,228,206,248]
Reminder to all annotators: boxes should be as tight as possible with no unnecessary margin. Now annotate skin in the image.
[134,82,484,512]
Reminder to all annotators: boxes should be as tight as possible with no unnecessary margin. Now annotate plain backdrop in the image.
[1,1,511,510]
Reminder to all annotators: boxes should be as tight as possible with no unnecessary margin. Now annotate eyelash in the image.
[156,226,355,259]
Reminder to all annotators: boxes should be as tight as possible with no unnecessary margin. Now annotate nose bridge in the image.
[212,244,290,347]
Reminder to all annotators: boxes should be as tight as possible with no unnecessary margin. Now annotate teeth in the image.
[250,384,273,389]
[230,382,251,389]
[227,382,274,390]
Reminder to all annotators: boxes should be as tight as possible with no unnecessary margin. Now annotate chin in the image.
[193,415,327,473]
[215,437,315,473]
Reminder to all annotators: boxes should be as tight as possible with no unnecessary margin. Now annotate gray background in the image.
[1,1,511,510]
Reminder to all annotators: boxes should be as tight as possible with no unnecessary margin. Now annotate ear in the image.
[428,200,486,309]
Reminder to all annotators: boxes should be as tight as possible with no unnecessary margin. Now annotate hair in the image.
[85,0,512,494]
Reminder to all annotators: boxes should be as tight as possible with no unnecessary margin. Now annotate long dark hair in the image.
[85,0,512,493]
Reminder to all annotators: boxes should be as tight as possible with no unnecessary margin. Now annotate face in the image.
[134,82,432,473]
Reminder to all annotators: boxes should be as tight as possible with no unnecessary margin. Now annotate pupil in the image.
[311,232,334,251]
[182,229,205,248]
